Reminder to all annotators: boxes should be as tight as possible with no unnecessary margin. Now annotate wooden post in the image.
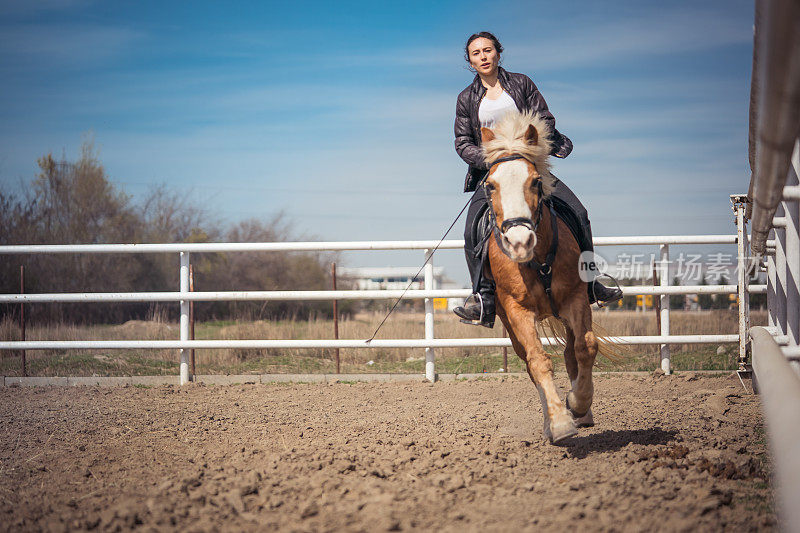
[502,324,508,373]
[189,265,196,380]
[332,263,340,374]
[20,265,26,376]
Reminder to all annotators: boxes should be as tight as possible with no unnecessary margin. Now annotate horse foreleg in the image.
[562,299,599,423]
[498,298,576,444]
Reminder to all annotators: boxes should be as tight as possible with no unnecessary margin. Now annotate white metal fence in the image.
[763,160,800,363]
[0,234,766,384]
[746,2,800,529]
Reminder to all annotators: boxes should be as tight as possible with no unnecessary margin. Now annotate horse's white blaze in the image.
[494,160,536,261]
[495,161,531,220]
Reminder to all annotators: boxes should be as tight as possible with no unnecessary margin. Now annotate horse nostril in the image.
[524,232,534,249]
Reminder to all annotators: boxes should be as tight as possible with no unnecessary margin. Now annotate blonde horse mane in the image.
[482,111,554,184]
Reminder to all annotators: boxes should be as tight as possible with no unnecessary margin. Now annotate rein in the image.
[366,189,474,343]
[367,154,559,341]
[484,156,561,318]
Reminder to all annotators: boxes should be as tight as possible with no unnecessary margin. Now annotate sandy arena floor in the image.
[0,373,775,532]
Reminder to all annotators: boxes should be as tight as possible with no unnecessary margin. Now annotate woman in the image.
[453,31,622,328]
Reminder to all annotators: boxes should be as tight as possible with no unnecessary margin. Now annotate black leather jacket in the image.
[454,67,573,192]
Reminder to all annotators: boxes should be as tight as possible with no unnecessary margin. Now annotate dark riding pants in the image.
[464,174,593,293]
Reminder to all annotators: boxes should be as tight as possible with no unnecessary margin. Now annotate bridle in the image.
[483,154,561,318]
[483,154,546,238]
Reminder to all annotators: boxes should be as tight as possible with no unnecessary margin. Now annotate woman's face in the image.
[467,37,499,76]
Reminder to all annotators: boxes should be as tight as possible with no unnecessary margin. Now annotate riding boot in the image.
[588,280,623,305]
[547,187,622,306]
[453,280,496,328]
[580,222,622,305]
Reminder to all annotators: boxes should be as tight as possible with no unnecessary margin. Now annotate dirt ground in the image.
[0,373,775,532]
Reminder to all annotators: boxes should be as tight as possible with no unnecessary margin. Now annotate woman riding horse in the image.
[453,31,622,328]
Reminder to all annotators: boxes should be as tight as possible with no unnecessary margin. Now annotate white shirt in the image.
[478,90,517,128]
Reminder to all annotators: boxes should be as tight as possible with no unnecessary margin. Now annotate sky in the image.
[0,0,756,285]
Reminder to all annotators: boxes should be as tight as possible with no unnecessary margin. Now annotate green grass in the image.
[0,346,738,377]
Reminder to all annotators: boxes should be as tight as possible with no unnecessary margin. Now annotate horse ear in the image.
[481,127,495,143]
[524,124,538,145]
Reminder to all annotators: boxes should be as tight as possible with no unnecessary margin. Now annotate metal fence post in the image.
[783,149,800,357]
[659,244,670,374]
[424,249,436,382]
[331,262,340,374]
[768,225,777,329]
[20,265,26,376]
[189,265,196,378]
[775,204,788,339]
[179,252,190,385]
[502,324,508,373]
[734,196,751,371]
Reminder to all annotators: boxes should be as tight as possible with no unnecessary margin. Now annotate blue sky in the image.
[0,0,755,284]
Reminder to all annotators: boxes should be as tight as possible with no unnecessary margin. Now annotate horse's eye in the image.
[486,183,495,192]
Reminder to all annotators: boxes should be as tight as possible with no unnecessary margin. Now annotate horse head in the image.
[481,111,553,263]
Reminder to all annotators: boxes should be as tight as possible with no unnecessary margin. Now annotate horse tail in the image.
[540,316,569,349]
[590,322,626,363]
[540,317,626,363]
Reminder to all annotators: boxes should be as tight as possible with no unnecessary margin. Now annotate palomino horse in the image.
[481,111,600,444]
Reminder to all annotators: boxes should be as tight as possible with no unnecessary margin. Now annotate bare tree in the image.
[1,142,337,324]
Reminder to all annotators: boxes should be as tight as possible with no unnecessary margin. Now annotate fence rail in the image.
[1,234,760,384]
[0,335,748,352]
[0,284,767,304]
[0,234,740,255]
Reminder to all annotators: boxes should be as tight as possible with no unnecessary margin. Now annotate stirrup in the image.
[457,292,485,325]
[456,293,494,328]
[591,273,623,308]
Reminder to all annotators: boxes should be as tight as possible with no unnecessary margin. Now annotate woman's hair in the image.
[464,31,503,69]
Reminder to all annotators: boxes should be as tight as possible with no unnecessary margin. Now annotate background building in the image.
[336,267,463,311]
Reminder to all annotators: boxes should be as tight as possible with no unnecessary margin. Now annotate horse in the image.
[480,110,606,444]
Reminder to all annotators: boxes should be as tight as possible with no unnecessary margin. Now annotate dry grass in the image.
[0,309,767,376]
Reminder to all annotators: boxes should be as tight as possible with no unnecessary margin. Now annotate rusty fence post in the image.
[189,265,196,380]
[653,262,661,332]
[331,263,340,374]
[502,324,508,373]
[20,265,26,376]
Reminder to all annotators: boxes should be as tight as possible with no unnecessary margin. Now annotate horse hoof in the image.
[565,394,589,419]
[574,408,594,428]
[549,419,578,444]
